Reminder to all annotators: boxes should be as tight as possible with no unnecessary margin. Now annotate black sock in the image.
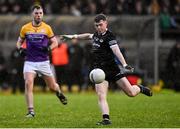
[56,91,65,98]
[138,85,144,93]
[28,107,34,112]
[103,114,110,120]
[138,84,152,96]
[56,91,61,96]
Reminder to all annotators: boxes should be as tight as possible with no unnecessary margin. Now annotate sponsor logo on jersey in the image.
[26,34,45,42]
[99,39,103,42]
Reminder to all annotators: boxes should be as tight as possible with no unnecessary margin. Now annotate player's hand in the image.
[42,46,51,53]
[60,35,76,41]
[124,64,134,73]
[18,48,26,57]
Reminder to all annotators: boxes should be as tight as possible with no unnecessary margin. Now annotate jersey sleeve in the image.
[20,26,26,39]
[107,32,117,46]
[47,25,54,38]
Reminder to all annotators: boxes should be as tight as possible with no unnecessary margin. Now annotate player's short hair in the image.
[94,14,107,23]
[31,4,43,12]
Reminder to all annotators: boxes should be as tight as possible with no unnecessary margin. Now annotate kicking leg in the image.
[116,77,152,97]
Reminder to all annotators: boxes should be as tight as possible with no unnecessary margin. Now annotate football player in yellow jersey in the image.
[16,5,67,118]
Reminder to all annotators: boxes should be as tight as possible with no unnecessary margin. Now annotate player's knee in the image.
[25,79,33,86]
[25,79,33,92]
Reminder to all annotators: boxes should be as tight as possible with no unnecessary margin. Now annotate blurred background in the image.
[0,0,180,94]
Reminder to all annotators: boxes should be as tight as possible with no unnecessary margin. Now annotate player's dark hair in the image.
[94,14,107,22]
[31,4,42,12]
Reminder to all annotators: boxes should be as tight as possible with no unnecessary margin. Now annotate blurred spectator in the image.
[110,0,127,14]
[43,2,52,14]
[134,0,147,15]
[174,4,180,16]
[166,39,180,92]
[148,0,161,15]
[82,43,93,90]
[70,0,82,16]
[170,0,180,16]
[0,0,9,14]
[51,42,69,85]
[170,16,180,29]
[0,51,8,90]
[88,1,97,15]
[96,0,110,14]
[123,0,135,14]
[11,3,21,14]
[61,4,69,14]
[82,0,97,15]
[161,0,170,12]
[159,6,171,30]
[10,48,24,94]
[67,39,84,92]
[8,0,21,14]
[70,5,81,16]
[20,0,32,14]
[49,0,72,14]
[0,0,180,16]
[49,0,62,14]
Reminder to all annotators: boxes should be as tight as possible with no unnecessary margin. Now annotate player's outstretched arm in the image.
[59,33,93,41]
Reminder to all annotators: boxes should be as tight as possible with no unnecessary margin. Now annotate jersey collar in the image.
[32,21,42,27]
[101,28,108,35]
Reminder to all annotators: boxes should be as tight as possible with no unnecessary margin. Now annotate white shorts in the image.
[23,61,54,77]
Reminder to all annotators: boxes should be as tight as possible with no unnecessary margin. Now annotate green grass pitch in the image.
[0,90,180,128]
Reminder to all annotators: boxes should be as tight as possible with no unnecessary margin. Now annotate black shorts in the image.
[92,62,125,82]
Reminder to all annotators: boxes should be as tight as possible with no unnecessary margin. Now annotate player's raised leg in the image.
[43,75,67,105]
[24,72,36,117]
[116,77,152,97]
[95,81,111,125]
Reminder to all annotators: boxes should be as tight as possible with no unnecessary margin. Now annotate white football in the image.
[89,68,105,84]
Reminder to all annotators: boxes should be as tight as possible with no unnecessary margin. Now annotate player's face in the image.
[94,20,107,34]
[32,8,43,25]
